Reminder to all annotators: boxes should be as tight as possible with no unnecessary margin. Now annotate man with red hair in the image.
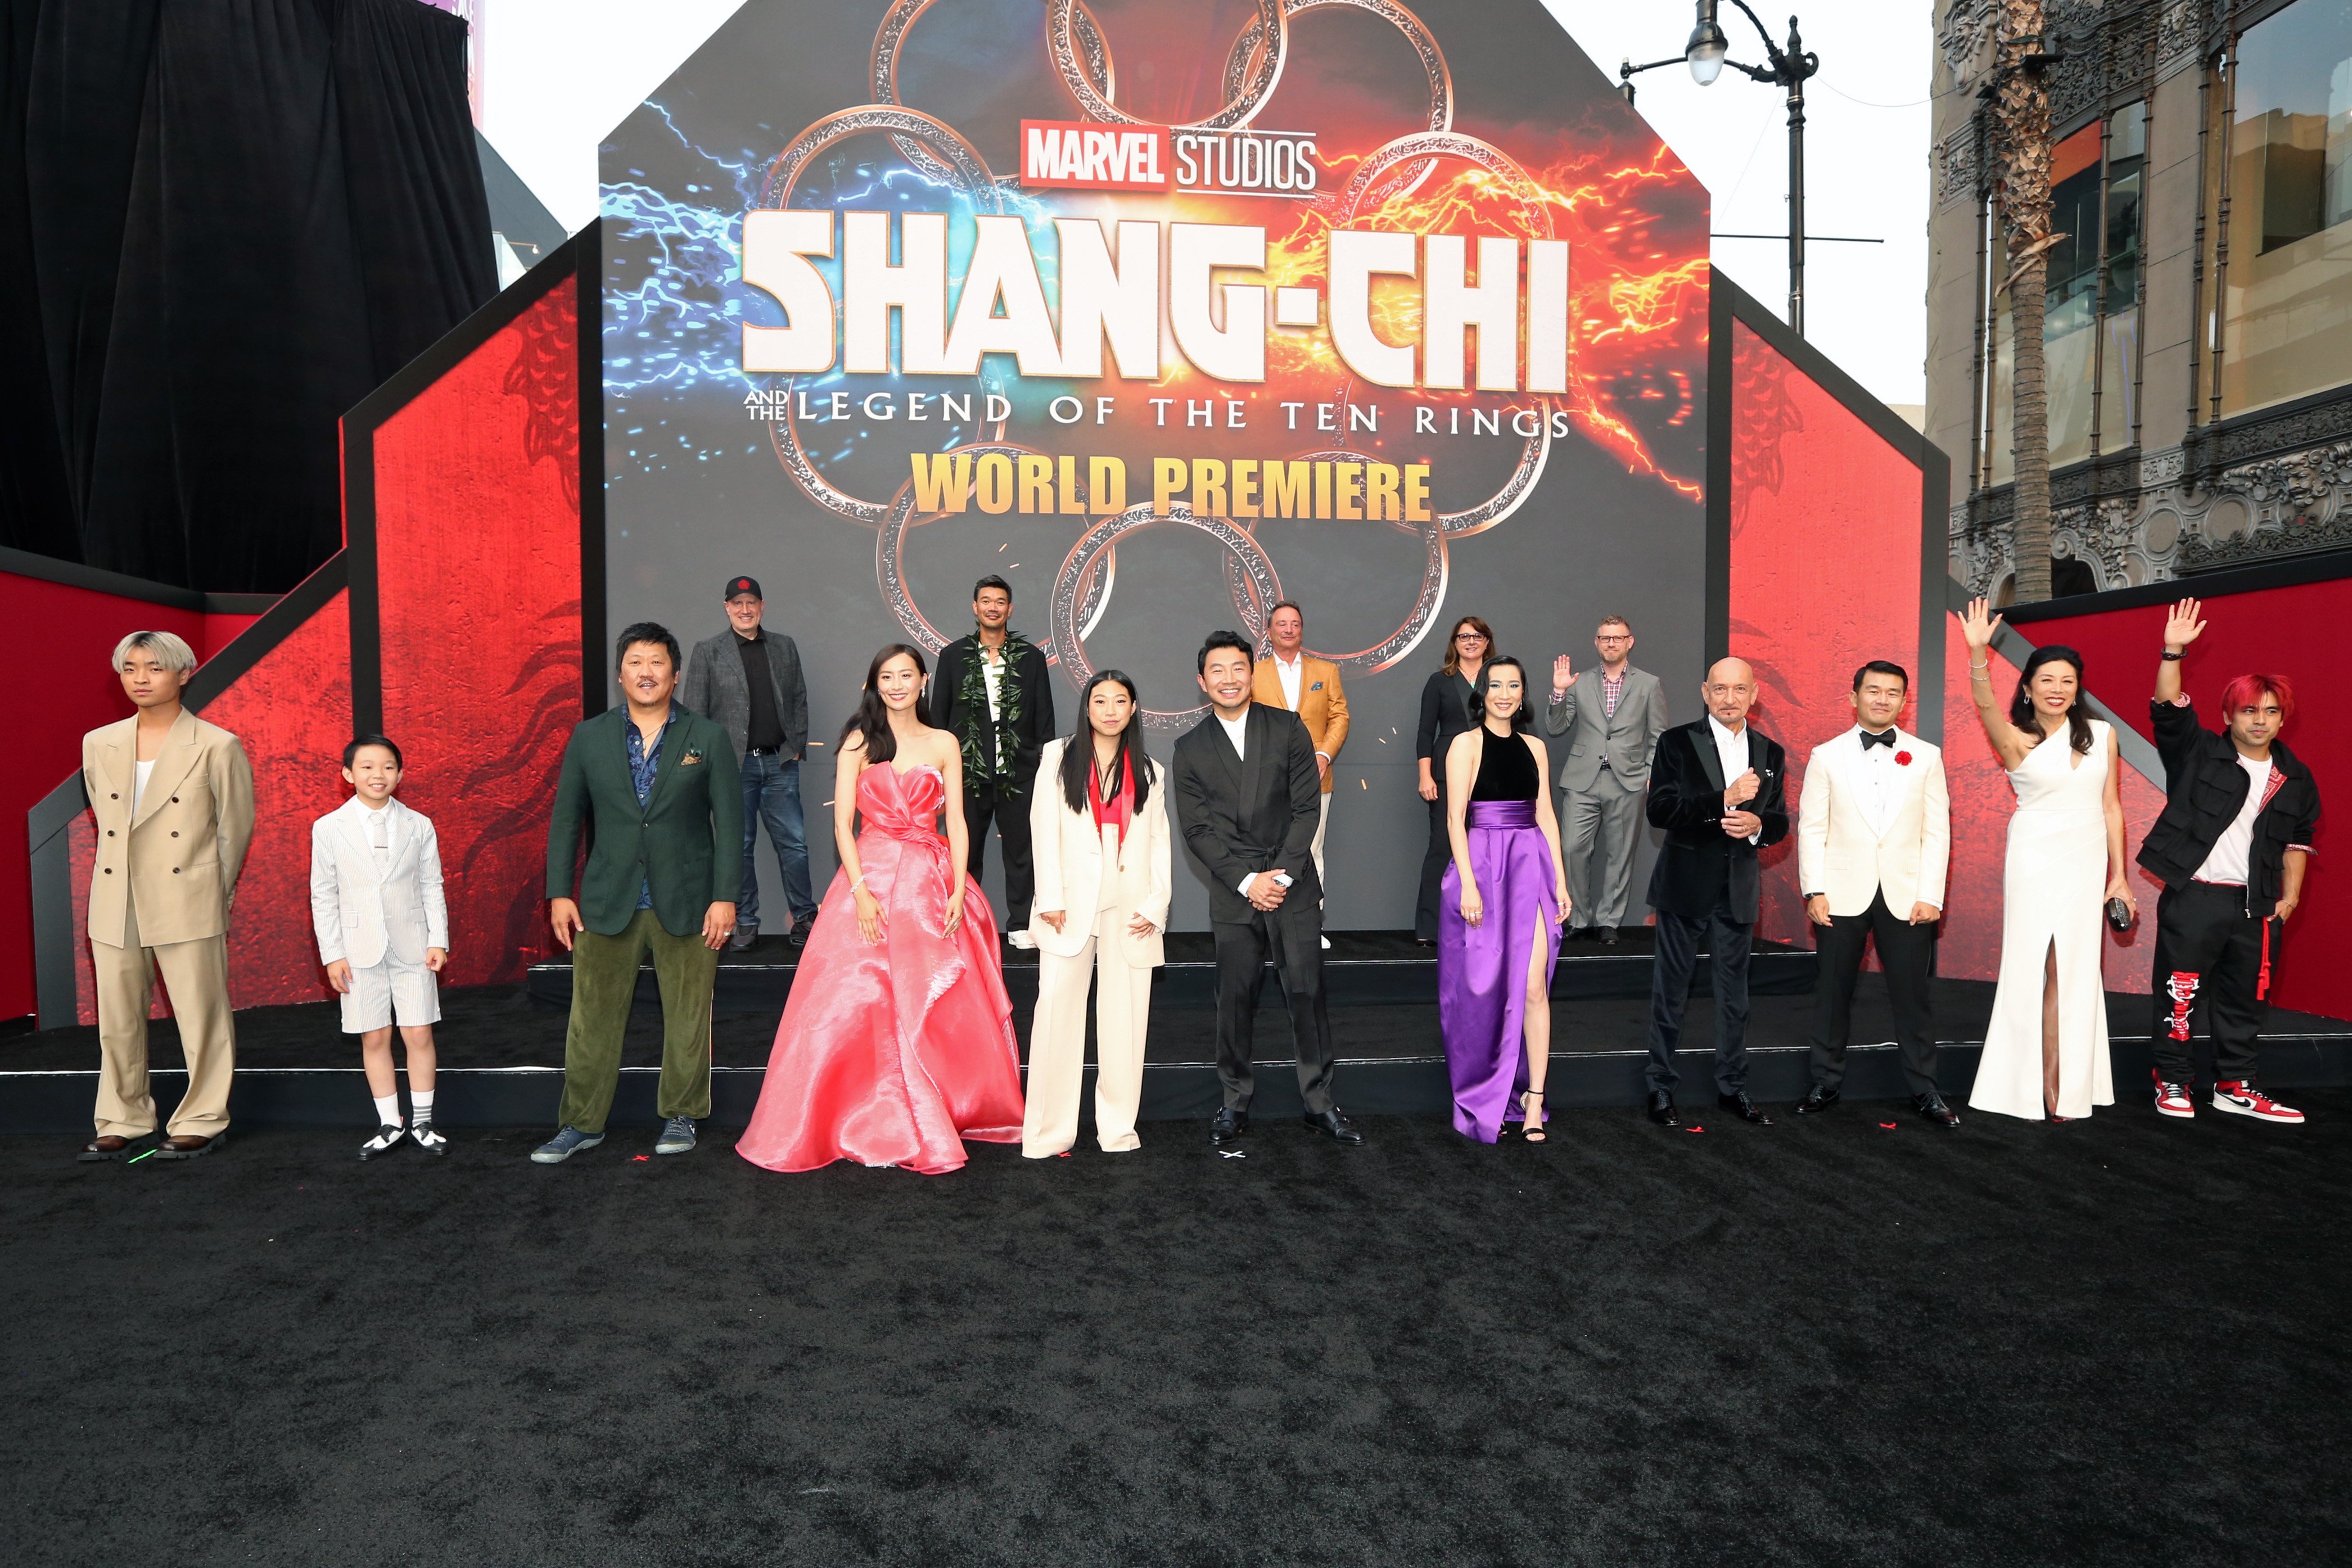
[2139,599,2321,1123]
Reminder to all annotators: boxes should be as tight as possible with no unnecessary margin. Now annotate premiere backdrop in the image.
[600,0,1710,930]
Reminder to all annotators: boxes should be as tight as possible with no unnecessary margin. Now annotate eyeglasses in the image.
[1455,631,1486,642]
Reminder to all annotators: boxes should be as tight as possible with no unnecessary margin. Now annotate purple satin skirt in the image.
[1438,799,1561,1142]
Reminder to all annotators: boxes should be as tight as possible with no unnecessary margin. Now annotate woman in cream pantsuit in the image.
[1024,670,1171,1157]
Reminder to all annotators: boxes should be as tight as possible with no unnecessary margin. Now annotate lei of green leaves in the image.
[958,627,1032,792]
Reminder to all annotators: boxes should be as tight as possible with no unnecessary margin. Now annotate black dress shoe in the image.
[1717,1091,1774,1126]
[1302,1108,1365,1145]
[1646,1091,1677,1126]
[1913,1093,1961,1127]
[152,1131,228,1159]
[1599,929,1621,945]
[1208,1107,1249,1146]
[1794,1086,1841,1115]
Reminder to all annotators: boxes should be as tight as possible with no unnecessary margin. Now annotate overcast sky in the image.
[478,0,1930,408]
[1537,1,1933,410]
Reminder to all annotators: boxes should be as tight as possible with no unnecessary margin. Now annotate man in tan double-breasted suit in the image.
[1252,601,1349,913]
[80,631,255,1160]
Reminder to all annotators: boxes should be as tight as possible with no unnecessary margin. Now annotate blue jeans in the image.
[738,752,818,930]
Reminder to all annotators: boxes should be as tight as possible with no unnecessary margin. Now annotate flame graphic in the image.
[1172,141,1707,499]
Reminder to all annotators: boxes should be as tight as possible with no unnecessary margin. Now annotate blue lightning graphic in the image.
[603,100,1062,482]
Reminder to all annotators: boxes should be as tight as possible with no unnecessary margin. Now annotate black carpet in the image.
[7,1097,2349,1565]
[7,975,2342,1073]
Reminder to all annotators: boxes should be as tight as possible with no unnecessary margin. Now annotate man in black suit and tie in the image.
[1172,630,1363,1147]
[1642,657,1789,1127]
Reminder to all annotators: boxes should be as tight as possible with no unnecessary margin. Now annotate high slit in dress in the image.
[1438,730,1561,1141]
[1970,721,2115,1120]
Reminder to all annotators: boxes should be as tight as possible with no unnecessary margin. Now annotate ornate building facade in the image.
[1930,0,2352,599]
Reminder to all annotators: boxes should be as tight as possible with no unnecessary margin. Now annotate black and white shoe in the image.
[358,1123,406,1160]
[409,1120,449,1156]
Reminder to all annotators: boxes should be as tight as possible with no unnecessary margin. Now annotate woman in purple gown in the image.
[1439,656,1570,1142]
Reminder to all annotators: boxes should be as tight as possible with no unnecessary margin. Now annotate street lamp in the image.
[1685,6,1730,85]
[1622,1,1822,336]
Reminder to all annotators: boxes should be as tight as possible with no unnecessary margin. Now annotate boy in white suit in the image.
[1794,661,1959,1126]
[311,735,449,1158]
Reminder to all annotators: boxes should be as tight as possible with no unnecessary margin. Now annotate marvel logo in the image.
[1021,120,1170,192]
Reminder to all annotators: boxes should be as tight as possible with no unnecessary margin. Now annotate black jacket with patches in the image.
[2136,697,2319,903]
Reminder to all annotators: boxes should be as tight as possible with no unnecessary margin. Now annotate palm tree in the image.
[1990,1,2058,602]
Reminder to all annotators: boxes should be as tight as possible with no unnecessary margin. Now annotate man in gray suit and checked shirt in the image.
[684,576,815,948]
[1545,614,1668,944]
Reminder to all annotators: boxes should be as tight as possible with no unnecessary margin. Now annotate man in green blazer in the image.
[534,622,743,1163]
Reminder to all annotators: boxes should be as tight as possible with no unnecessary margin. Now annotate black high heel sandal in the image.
[1520,1090,1547,1143]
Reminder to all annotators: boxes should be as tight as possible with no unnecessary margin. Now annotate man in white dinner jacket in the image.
[1794,659,1958,1126]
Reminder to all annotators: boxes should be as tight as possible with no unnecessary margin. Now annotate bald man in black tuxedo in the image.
[1642,657,1789,1128]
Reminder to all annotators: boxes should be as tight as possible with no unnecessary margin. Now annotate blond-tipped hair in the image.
[111,630,198,675]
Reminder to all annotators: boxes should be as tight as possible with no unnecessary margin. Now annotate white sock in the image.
[410,1089,435,1123]
[372,1093,403,1128]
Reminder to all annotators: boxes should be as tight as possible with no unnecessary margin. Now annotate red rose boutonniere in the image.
[1895,751,1914,766]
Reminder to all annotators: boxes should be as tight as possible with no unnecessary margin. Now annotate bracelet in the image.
[849,875,867,892]
[2160,650,2184,662]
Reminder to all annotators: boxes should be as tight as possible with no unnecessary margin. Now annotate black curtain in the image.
[0,0,494,591]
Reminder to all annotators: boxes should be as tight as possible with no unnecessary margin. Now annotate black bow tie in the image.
[1859,728,1897,750]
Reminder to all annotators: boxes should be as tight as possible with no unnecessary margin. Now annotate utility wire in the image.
[1819,80,1929,110]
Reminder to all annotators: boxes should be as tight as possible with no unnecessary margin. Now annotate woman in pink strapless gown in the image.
[736,646,1023,1174]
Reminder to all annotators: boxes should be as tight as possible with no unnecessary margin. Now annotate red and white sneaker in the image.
[2211,1081,2304,1124]
[2151,1072,2195,1119]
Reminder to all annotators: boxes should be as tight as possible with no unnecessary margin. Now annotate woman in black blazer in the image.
[1414,616,1493,941]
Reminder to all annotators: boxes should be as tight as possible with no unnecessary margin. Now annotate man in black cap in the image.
[683,576,815,948]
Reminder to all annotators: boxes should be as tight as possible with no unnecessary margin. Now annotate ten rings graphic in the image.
[757,0,1569,728]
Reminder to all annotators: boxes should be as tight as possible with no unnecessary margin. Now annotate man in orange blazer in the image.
[1252,601,1349,931]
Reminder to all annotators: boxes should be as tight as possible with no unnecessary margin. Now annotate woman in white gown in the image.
[1960,599,2137,1120]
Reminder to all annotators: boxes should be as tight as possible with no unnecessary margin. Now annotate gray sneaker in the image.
[530,1126,605,1164]
[728,924,758,952]
[654,1115,698,1155]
